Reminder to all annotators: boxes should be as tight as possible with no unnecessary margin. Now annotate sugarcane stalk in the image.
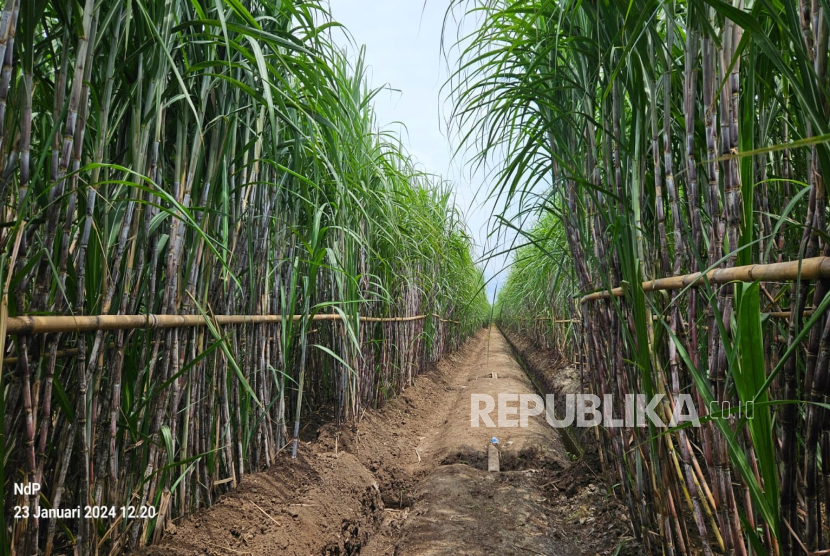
[650,34,669,276]
[0,2,18,162]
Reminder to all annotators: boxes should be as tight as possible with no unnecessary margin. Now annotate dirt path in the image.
[142,328,634,555]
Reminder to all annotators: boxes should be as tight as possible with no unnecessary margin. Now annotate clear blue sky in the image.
[327,0,508,303]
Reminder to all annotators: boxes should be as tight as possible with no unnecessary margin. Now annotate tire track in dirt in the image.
[141,327,634,555]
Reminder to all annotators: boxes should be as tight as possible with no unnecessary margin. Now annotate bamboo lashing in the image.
[579,256,830,304]
[3,312,460,335]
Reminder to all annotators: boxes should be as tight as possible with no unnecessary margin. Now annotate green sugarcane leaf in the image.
[735,282,779,530]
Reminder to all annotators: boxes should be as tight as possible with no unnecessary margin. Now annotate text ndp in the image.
[14,483,41,495]
[470,393,703,428]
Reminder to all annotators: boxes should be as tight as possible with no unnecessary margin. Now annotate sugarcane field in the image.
[4,0,830,554]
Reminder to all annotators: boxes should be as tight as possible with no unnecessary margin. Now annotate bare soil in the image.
[139,327,638,555]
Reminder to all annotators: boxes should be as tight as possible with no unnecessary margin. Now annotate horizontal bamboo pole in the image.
[766,309,816,319]
[3,312,459,335]
[579,257,830,304]
[511,317,577,322]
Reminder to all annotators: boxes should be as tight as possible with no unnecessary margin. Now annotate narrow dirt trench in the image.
[142,328,635,555]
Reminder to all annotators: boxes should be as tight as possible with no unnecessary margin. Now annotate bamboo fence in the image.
[3,313,459,335]
[579,256,830,303]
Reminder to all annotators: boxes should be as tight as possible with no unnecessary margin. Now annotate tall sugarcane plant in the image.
[450,0,830,553]
[494,212,579,357]
[0,0,490,553]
